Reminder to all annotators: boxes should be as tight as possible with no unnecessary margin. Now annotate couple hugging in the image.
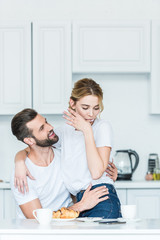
[11,78,121,219]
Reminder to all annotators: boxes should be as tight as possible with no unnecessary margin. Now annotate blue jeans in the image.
[76,183,122,219]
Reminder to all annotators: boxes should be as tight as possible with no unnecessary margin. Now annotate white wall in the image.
[0,0,160,181]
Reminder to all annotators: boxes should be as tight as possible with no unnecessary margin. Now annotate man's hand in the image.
[79,184,109,212]
[105,162,118,182]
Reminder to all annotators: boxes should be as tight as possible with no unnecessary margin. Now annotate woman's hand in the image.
[63,108,90,132]
[105,161,118,182]
[80,184,109,211]
[14,161,35,194]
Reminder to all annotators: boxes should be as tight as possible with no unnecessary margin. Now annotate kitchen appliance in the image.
[148,153,159,174]
[114,149,139,180]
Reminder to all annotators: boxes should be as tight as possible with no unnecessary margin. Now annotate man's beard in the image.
[32,132,59,147]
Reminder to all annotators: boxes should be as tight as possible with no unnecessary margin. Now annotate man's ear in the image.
[24,137,35,146]
[69,98,76,109]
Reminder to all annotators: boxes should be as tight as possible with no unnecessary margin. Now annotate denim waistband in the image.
[79,183,116,194]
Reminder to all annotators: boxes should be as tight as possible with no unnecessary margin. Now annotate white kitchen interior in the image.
[0,0,160,227]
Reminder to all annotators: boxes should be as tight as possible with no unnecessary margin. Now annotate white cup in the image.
[33,208,52,225]
[121,205,137,219]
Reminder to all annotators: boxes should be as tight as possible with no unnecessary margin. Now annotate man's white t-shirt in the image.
[10,148,72,219]
[54,118,114,196]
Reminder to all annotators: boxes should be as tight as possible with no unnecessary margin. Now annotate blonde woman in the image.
[14,78,121,219]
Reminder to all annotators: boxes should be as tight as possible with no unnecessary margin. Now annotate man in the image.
[11,108,109,219]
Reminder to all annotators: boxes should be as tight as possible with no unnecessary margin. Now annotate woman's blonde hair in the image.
[69,78,104,112]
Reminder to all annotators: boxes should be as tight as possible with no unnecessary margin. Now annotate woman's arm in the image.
[63,109,111,179]
[82,126,111,179]
[14,147,35,193]
[14,147,30,163]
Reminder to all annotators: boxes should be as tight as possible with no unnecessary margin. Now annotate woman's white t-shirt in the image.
[54,118,114,196]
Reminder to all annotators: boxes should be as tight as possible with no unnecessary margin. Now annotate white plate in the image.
[76,217,103,222]
[52,218,76,222]
[118,218,141,222]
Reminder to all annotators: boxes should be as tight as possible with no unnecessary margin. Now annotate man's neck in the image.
[28,146,54,167]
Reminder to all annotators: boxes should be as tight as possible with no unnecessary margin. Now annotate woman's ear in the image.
[24,137,35,146]
[69,98,76,109]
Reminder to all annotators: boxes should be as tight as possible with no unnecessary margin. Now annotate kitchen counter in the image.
[0,219,160,240]
[1,180,160,190]
[2,180,159,191]
[0,182,11,189]
[115,180,160,188]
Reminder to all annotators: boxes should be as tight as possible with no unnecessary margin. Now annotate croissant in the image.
[52,207,79,219]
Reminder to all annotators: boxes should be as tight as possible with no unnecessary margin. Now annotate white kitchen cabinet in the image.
[151,20,160,114]
[0,22,31,114]
[127,189,160,219]
[0,189,16,220]
[4,190,16,219]
[0,190,4,220]
[33,21,72,114]
[0,21,72,115]
[116,189,127,205]
[72,20,150,73]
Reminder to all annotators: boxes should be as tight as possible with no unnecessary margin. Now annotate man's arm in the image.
[20,198,42,219]
[20,184,109,218]
[68,184,109,212]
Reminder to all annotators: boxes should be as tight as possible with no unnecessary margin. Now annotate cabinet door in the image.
[127,189,160,219]
[33,21,72,114]
[0,22,31,114]
[0,190,4,220]
[73,21,150,73]
[151,20,160,113]
[4,190,16,219]
[116,189,127,205]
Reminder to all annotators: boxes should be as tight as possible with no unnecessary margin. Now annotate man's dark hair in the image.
[11,108,38,142]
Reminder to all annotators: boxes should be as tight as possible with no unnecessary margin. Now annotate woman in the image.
[14,78,121,218]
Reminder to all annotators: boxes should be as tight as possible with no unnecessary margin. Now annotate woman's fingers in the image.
[19,179,24,194]
[27,169,35,180]
[106,169,113,176]
[23,179,29,192]
[64,109,77,118]
[63,110,71,116]
[63,111,74,120]
[14,177,17,188]
[15,177,27,194]
[63,111,76,125]
[63,115,74,122]
[15,177,30,193]
[111,162,116,168]
[63,112,73,120]
[17,179,21,193]
[65,121,75,127]
[68,108,77,117]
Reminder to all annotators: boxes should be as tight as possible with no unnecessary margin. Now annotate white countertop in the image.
[0,219,160,235]
[1,180,160,189]
[115,180,160,189]
[0,182,11,189]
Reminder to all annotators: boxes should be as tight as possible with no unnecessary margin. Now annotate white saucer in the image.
[52,218,76,222]
[76,217,103,222]
[118,218,141,222]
